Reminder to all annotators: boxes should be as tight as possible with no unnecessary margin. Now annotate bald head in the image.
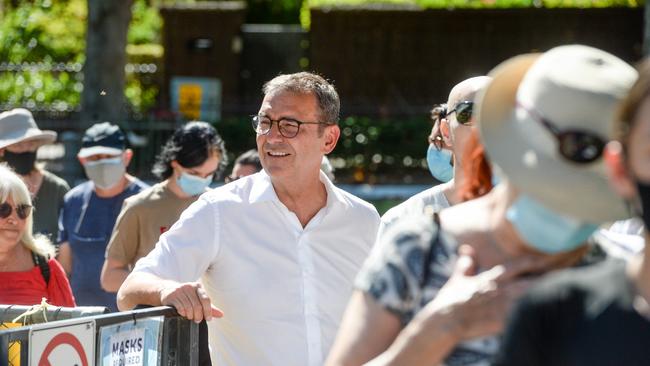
[447,76,492,111]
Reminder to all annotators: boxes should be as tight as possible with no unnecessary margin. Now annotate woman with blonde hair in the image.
[0,163,75,306]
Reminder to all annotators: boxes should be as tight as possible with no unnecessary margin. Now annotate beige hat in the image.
[0,108,57,149]
[477,45,637,223]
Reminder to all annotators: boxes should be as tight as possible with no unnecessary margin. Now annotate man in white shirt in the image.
[117,72,381,366]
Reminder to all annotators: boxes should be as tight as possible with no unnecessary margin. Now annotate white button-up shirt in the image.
[133,170,380,366]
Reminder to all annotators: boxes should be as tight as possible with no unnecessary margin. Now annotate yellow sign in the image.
[178,84,202,120]
[2,322,23,366]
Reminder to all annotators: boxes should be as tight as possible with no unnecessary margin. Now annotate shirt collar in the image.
[249,170,279,204]
[248,169,349,210]
[320,170,348,210]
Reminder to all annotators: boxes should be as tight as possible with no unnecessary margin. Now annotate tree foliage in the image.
[0,0,161,114]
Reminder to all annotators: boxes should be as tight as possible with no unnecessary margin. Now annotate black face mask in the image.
[3,150,37,175]
[636,179,650,231]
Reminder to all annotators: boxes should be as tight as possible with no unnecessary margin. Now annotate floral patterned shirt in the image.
[356,210,499,366]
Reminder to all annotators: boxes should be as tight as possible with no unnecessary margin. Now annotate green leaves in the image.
[0,0,161,113]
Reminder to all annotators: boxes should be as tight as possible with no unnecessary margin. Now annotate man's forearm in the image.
[116,272,174,311]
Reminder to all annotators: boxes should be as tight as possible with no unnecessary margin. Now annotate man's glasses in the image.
[0,202,32,220]
[252,115,332,139]
[517,102,606,164]
[445,101,474,125]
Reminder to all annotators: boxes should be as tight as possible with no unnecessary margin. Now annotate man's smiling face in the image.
[256,90,332,183]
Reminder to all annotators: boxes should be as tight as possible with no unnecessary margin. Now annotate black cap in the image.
[78,122,126,158]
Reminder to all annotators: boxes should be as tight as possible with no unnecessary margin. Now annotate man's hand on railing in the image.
[159,281,224,323]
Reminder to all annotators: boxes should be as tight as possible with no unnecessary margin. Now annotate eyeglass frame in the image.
[515,101,607,164]
[0,202,32,220]
[445,101,474,125]
[252,115,334,139]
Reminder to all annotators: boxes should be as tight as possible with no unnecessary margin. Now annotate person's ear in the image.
[122,149,134,167]
[170,160,182,177]
[323,125,340,154]
[604,141,636,200]
[440,118,452,147]
[77,156,86,166]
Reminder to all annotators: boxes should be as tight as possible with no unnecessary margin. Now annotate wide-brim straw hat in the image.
[477,44,638,223]
[0,108,57,149]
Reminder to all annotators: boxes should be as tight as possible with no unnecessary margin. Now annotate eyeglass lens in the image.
[0,202,31,220]
[253,116,300,138]
[517,103,605,164]
[559,133,604,163]
[447,102,473,125]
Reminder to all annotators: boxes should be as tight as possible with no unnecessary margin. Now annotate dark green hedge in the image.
[214,115,433,183]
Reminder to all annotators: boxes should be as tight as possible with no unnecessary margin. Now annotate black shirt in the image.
[492,258,650,366]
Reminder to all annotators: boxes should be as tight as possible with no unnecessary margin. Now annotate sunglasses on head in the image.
[516,102,606,164]
[445,101,474,125]
[0,202,32,220]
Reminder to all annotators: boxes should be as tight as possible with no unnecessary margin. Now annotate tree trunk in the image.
[81,0,134,126]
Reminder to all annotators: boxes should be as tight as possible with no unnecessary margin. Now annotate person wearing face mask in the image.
[326,45,637,366]
[57,122,148,311]
[376,77,491,243]
[491,58,650,366]
[101,121,227,293]
[426,103,453,183]
[0,108,70,242]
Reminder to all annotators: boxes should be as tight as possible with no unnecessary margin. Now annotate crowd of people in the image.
[0,43,649,366]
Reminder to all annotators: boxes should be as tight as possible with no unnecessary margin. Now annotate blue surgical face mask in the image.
[426,144,453,183]
[506,194,599,254]
[177,171,213,196]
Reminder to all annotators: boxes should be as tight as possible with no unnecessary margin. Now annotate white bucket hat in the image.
[477,44,638,223]
[0,108,57,150]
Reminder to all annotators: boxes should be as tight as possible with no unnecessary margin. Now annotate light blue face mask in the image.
[506,195,599,254]
[177,171,213,196]
[426,144,453,183]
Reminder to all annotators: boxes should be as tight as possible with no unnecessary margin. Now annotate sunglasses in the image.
[516,102,606,164]
[0,202,32,220]
[445,101,474,125]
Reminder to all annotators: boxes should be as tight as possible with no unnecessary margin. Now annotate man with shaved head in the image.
[325,76,492,366]
[441,76,493,176]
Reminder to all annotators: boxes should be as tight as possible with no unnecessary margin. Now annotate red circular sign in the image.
[38,331,89,366]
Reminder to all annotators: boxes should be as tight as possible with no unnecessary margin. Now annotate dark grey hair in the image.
[263,72,340,124]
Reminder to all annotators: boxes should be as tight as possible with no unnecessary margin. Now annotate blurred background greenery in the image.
[0,0,642,188]
[0,0,641,115]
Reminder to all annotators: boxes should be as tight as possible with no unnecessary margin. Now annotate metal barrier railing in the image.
[0,304,110,324]
[0,306,199,366]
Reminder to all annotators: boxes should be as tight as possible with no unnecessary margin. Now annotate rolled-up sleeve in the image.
[132,196,220,282]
